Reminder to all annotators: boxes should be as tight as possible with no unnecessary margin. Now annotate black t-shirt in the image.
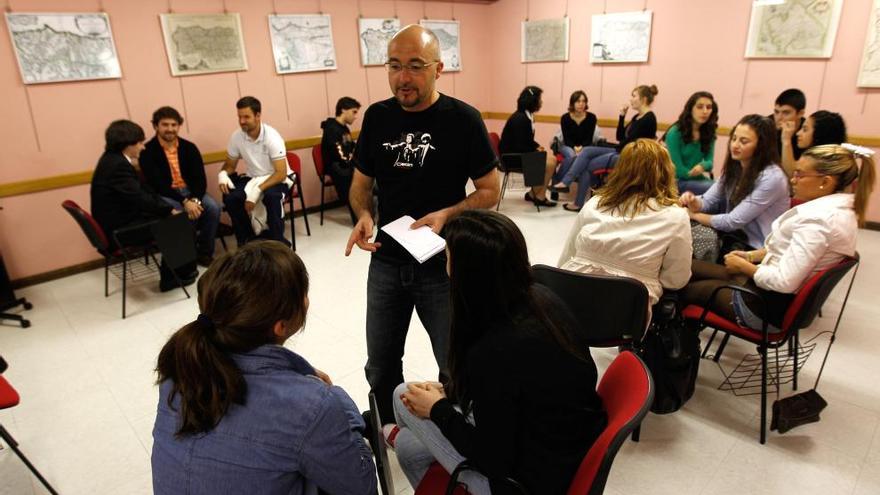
[354,94,498,263]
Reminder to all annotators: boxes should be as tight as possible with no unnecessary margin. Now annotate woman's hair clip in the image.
[841,143,875,158]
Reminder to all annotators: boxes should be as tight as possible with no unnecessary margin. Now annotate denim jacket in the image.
[151,344,377,495]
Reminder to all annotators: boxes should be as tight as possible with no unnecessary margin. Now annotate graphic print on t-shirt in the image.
[382,132,436,169]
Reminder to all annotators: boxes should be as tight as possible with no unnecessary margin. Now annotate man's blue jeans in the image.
[223,174,289,246]
[365,255,450,424]
[161,190,221,257]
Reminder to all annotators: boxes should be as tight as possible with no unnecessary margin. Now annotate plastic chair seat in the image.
[0,376,20,409]
[681,305,788,344]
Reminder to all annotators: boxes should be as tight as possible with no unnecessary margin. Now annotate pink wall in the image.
[487,0,880,216]
[0,0,491,279]
[2,0,880,280]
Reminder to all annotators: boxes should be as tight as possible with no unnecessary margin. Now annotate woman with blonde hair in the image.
[558,138,692,306]
[683,144,875,332]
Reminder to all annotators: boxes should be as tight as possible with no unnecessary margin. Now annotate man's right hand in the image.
[780,120,797,141]
[345,215,381,255]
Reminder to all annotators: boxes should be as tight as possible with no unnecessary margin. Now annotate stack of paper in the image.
[380,215,446,263]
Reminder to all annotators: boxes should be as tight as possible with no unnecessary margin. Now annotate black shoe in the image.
[550,191,560,201]
[159,273,197,292]
[551,184,571,193]
[197,254,214,267]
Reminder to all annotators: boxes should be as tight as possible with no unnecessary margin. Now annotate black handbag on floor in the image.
[639,296,701,414]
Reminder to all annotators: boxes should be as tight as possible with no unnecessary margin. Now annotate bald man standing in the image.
[345,25,499,423]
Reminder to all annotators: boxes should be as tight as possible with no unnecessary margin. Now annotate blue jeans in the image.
[677,179,714,195]
[366,256,450,424]
[223,174,289,246]
[392,382,491,494]
[565,149,619,207]
[161,190,221,257]
[553,145,578,183]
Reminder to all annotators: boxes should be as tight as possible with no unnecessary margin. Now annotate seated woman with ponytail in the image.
[151,241,377,495]
[683,144,875,333]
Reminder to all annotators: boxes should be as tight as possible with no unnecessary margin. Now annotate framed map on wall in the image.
[521,18,570,63]
[268,14,337,74]
[590,11,652,64]
[858,0,880,87]
[5,12,122,84]
[419,19,461,72]
[744,0,842,58]
[160,13,248,76]
[358,18,400,66]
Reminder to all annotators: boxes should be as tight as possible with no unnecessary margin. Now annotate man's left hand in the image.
[402,382,445,419]
[411,208,451,234]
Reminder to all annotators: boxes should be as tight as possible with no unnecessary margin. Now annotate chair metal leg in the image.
[760,345,767,444]
[701,328,719,358]
[631,425,641,442]
[0,424,59,495]
[320,181,325,226]
[713,333,731,362]
[104,257,110,297]
[219,235,228,252]
[298,182,311,236]
[792,333,799,391]
[288,195,296,251]
[122,256,127,319]
[496,172,509,211]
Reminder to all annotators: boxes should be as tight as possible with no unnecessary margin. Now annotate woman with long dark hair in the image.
[151,241,376,495]
[387,210,606,494]
[680,114,790,250]
[666,91,719,194]
[780,110,848,176]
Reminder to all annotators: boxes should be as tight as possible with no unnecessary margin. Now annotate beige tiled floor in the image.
[2,182,880,494]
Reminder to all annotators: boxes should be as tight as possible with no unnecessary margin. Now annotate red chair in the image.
[682,255,859,444]
[285,151,312,250]
[0,363,59,494]
[414,351,654,495]
[61,200,190,318]
[311,144,336,226]
[488,132,501,158]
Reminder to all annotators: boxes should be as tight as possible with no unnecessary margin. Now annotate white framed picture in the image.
[5,12,122,84]
[858,0,880,87]
[358,17,400,66]
[160,13,248,76]
[590,11,652,64]
[521,18,569,63]
[744,0,842,58]
[419,19,461,72]
[268,14,337,74]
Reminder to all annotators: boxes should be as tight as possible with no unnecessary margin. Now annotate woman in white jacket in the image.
[558,138,693,308]
[683,144,876,332]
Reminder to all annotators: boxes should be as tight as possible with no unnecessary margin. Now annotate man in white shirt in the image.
[219,96,292,246]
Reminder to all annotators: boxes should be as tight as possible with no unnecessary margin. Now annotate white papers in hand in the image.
[380,215,446,263]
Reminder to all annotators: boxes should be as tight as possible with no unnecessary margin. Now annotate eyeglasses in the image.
[384,61,439,74]
[792,170,827,180]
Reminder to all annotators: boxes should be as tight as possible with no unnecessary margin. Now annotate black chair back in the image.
[532,264,649,346]
[61,200,110,255]
[150,214,197,271]
[782,255,859,331]
[500,151,546,187]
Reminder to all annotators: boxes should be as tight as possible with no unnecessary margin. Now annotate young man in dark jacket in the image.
[320,96,361,224]
[140,106,220,266]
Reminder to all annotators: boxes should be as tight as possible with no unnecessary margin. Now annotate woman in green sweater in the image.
[666,91,718,194]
